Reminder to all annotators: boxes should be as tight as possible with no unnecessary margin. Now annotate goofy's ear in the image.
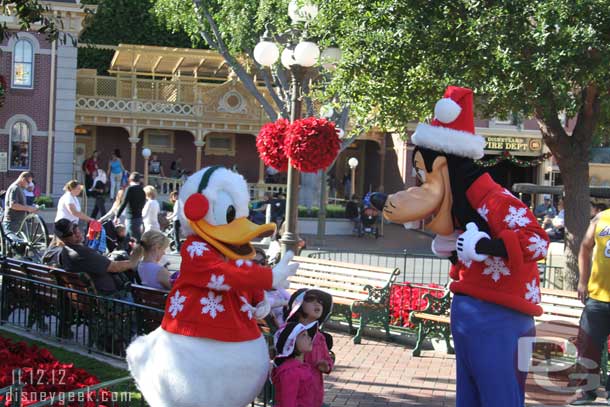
[184,193,209,221]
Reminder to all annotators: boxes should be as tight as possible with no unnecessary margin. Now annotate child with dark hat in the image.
[285,288,334,407]
[271,321,318,406]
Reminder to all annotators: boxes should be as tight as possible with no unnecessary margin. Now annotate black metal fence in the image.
[0,271,273,406]
[308,249,452,284]
[308,249,565,288]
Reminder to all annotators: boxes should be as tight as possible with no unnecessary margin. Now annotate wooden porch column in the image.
[378,133,387,193]
[129,136,140,172]
[194,140,205,170]
[258,157,265,184]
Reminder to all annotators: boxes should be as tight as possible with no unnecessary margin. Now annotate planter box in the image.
[297,217,353,235]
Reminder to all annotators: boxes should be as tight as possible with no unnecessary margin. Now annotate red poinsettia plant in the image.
[284,117,341,173]
[388,282,445,328]
[256,118,290,172]
[257,117,341,174]
[0,336,113,406]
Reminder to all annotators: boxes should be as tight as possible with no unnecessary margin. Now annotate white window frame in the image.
[12,39,34,89]
[9,121,31,170]
[205,134,235,156]
[143,129,174,153]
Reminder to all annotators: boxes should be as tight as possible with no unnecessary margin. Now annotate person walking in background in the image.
[55,180,93,225]
[142,185,160,232]
[107,149,125,200]
[83,150,99,196]
[149,154,164,178]
[570,207,610,405]
[89,169,108,219]
[170,158,183,178]
[99,188,125,224]
[3,172,38,252]
[166,191,182,252]
[116,172,146,241]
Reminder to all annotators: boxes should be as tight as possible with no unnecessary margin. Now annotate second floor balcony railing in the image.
[76,71,221,117]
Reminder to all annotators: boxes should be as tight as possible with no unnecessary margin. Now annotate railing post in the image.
[10,369,23,407]
[402,249,408,282]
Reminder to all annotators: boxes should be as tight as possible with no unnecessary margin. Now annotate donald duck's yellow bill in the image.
[188,217,276,260]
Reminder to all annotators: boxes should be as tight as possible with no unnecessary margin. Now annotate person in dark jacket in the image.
[90,169,107,218]
[115,172,146,241]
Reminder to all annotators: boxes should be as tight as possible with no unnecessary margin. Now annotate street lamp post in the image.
[348,157,358,198]
[253,1,339,255]
[142,148,151,186]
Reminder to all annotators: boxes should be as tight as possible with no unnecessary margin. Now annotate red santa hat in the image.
[411,86,486,159]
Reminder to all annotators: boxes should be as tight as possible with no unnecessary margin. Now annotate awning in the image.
[108,44,235,79]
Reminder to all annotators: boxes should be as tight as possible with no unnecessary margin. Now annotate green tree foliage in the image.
[315,0,610,287]
[78,0,194,74]
[1,0,61,41]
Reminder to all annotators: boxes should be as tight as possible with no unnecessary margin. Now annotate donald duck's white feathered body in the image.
[126,166,297,407]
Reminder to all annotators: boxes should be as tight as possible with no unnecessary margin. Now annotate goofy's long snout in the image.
[370,193,388,211]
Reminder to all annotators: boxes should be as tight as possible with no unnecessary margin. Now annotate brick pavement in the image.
[326,332,457,406]
[325,332,596,407]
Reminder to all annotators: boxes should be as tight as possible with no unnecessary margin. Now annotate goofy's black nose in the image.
[370,193,388,211]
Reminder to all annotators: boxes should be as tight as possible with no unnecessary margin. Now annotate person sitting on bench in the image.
[44,219,138,297]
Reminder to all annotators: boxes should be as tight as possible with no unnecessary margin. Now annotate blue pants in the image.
[451,294,535,407]
[125,217,142,242]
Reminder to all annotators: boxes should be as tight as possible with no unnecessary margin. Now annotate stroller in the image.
[361,206,379,239]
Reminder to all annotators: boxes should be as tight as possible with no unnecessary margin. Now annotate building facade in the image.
[0,0,90,195]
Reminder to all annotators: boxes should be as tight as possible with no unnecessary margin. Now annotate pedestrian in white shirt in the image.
[55,180,93,225]
[142,185,160,232]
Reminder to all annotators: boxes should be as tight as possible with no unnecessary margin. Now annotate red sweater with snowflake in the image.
[161,236,272,341]
[449,173,550,316]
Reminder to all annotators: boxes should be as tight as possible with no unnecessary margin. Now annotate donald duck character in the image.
[371,87,550,407]
[126,166,299,407]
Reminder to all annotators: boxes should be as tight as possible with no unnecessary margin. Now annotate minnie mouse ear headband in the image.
[273,321,318,358]
[286,288,333,324]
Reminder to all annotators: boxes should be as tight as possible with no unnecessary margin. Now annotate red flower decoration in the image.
[284,117,341,173]
[256,118,290,172]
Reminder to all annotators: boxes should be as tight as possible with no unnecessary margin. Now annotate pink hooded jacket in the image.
[271,358,316,407]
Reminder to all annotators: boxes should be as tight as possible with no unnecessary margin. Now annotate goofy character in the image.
[371,86,550,407]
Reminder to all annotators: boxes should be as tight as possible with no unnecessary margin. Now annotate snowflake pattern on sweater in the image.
[161,235,273,341]
[168,290,186,318]
[448,173,550,316]
[200,292,225,319]
[504,206,531,229]
[482,257,511,282]
[187,241,210,258]
[525,279,541,304]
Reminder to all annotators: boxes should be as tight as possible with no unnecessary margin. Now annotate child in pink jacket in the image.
[286,288,334,407]
[271,321,318,407]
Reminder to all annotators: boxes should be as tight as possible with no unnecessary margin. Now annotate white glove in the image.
[253,293,271,320]
[456,222,490,263]
[431,231,461,258]
[272,251,299,289]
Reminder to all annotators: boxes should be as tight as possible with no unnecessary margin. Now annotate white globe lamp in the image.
[281,48,297,69]
[293,41,320,67]
[348,157,359,169]
[142,148,152,159]
[253,41,280,67]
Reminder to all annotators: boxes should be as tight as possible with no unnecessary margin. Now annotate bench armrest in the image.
[415,289,452,317]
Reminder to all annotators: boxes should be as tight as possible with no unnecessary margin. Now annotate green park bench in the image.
[288,256,400,344]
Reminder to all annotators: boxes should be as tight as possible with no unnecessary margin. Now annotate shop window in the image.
[205,134,235,156]
[10,122,31,170]
[12,39,34,88]
[143,130,174,153]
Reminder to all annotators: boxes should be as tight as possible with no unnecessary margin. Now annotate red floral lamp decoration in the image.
[256,118,290,172]
[284,117,341,173]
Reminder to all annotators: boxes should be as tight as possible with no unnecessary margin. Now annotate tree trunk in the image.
[556,156,590,289]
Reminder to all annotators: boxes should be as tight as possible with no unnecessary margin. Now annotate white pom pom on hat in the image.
[434,97,462,123]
